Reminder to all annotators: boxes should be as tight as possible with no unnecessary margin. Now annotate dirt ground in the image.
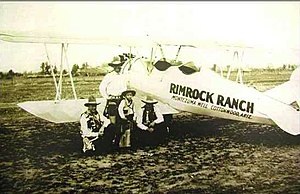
[0,69,300,193]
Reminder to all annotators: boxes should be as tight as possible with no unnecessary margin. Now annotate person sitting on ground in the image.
[136,96,167,146]
[117,89,137,148]
[80,95,110,153]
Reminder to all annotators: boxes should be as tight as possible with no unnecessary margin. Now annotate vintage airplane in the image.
[1,31,299,136]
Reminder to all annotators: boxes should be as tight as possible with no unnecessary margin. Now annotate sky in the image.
[0,1,299,72]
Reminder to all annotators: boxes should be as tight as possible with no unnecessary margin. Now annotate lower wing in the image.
[18,98,107,123]
[18,97,179,124]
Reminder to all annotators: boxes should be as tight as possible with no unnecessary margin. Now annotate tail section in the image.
[264,67,300,106]
[260,67,300,135]
[258,96,300,135]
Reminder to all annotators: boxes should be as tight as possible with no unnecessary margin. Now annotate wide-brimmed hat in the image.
[121,89,136,97]
[84,95,100,106]
[141,96,158,104]
[108,62,123,67]
[108,55,123,67]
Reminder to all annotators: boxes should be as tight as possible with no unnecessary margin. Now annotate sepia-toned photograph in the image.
[0,1,299,193]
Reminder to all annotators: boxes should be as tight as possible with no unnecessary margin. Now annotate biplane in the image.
[1,31,299,136]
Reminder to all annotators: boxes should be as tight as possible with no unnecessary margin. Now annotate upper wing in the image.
[0,30,255,50]
[0,30,153,47]
[2,30,297,54]
[0,31,106,44]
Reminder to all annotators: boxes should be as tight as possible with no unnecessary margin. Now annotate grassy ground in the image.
[0,69,299,193]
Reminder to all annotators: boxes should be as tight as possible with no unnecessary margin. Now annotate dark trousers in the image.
[102,98,122,151]
[135,122,167,147]
[102,123,121,151]
[103,114,137,151]
[103,98,121,118]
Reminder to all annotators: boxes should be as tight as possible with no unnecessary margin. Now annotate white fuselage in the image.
[125,58,275,126]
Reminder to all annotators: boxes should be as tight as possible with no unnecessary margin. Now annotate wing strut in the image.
[158,44,166,61]
[227,51,244,84]
[44,44,59,96]
[63,44,77,100]
[54,43,77,101]
[148,47,154,73]
[174,45,182,64]
[55,44,64,101]
[235,51,244,84]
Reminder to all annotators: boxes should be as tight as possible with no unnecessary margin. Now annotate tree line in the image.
[39,62,109,76]
[0,62,110,79]
[40,62,80,75]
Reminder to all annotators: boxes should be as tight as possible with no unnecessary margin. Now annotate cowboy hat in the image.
[108,61,123,67]
[141,96,158,104]
[84,95,100,106]
[121,89,136,97]
[108,55,124,67]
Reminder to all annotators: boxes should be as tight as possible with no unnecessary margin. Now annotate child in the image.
[117,89,136,148]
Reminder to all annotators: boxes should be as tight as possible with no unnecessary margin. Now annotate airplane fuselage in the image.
[126,59,275,126]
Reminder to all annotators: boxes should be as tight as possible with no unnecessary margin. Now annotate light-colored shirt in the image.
[99,71,128,99]
[80,111,110,137]
[136,105,164,130]
[118,98,136,120]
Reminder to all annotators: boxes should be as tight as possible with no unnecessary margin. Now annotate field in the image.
[0,69,300,193]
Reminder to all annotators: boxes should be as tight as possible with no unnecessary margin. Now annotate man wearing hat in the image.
[99,55,129,151]
[136,96,167,146]
[117,89,137,148]
[99,55,128,123]
[80,95,110,153]
[99,55,127,99]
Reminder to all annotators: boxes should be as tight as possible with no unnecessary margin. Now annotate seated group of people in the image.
[79,55,168,153]
[80,92,168,153]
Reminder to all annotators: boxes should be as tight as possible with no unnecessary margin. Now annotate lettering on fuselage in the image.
[169,83,214,103]
[216,94,254,114]
[169,83,254,119]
